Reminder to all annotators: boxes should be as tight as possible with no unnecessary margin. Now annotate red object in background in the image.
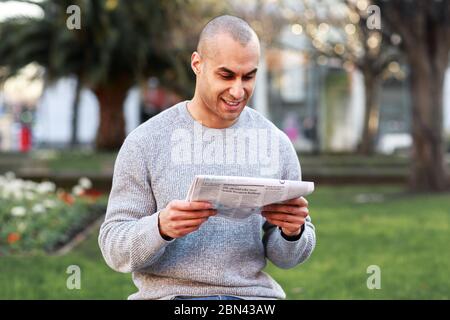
[7,232,21,244]
[58,191,75,206]
[19,125,32,152]
[80,189,103,203]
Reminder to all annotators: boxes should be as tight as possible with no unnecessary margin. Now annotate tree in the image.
[0,0,193,150]
[295,0,400,154]
[229,0,288,45]
[70,77,82,147]
[374,0,450,191]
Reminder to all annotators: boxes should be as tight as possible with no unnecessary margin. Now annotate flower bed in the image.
[0,172,106,255]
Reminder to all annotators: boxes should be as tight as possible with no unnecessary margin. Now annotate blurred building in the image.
[0,76,184,150]
[251,24,450,154]
[0,64,43,152]
[1,25,449,153]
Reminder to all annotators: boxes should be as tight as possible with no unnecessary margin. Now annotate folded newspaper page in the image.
[186,175,314,220]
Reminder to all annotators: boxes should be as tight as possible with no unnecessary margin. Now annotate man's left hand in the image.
[261,197,309,237]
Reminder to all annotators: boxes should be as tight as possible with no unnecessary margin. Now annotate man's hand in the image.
[261,197,309,237]
[158,200,217,239]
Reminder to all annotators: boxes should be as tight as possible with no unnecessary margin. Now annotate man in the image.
[99,15,316,300]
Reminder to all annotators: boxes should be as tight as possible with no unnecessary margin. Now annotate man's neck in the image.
[187,98,239,129]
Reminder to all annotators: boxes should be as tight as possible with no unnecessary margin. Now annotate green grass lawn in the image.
[1,185,449,299]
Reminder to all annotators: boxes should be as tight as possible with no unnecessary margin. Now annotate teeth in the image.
[223,99,241,106]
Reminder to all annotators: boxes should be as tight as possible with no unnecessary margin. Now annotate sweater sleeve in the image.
[98,136,174,273]
[262,132,316,269]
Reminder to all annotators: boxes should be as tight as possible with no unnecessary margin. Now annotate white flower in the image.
[72,185,84,196]
[25,191,36,201]
[43,199,57,208]
[24,181,38,191]
[78,177,92,189]
[11,206,26,217]
[8,180,24,194]
[5,171,16,180]
[32,203,46,214]
[36,181,56,194]
[13,191,24,201]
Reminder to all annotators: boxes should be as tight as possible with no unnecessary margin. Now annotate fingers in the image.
[169,224,203,238]
[262,212,305,225]
[159,211,211,239]
[262,205,309,218]
[263,216,304,230]
[262,212,305,232]
[159,200,217,239]
[167,215,213,237]
[170,200,213,211]
[261,199,309,232]
[168,200,217,219]
[172,209,217,220]
[176,217,209,229]
[280,197,308,207]
[263,197,308,214]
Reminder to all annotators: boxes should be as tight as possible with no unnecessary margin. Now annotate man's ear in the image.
[191,51,201,75]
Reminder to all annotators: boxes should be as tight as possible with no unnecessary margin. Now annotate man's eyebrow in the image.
[244,68,258,76]
[217,67,235,75]
[216,67,258,76]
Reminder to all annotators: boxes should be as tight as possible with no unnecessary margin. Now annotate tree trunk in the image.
[407,45,449,192]
[372,0,450,192]
[70,77,82,147]
[93,78,132,151]
[358,71,381,155]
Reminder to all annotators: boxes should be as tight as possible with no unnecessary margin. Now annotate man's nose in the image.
[229,80,245,100]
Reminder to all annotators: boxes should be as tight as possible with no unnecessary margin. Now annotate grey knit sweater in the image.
[98,101,316,300]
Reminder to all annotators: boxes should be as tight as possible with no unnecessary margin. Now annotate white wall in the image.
[444,67,450,136]
[34,77,140,146]
[328,69,365,151]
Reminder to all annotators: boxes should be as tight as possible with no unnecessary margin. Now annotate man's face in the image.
[192,33,260,127]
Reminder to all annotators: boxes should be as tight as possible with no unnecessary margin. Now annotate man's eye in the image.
[243,76,255,81]
[220,74,233,79]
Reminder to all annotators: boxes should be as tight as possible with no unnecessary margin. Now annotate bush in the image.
[0,172,106,255]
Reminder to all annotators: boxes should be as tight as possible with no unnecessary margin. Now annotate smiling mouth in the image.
[222,98,244,108]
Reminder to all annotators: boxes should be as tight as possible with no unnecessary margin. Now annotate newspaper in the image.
[186,175,314,220]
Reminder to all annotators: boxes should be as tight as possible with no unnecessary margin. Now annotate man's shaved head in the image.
[189,15,260,129]
[197,15,259,57]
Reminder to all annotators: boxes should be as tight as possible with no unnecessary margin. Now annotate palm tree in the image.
[0,0,194,150]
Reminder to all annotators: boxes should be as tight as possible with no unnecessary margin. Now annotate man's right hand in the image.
[158,200,217,239]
